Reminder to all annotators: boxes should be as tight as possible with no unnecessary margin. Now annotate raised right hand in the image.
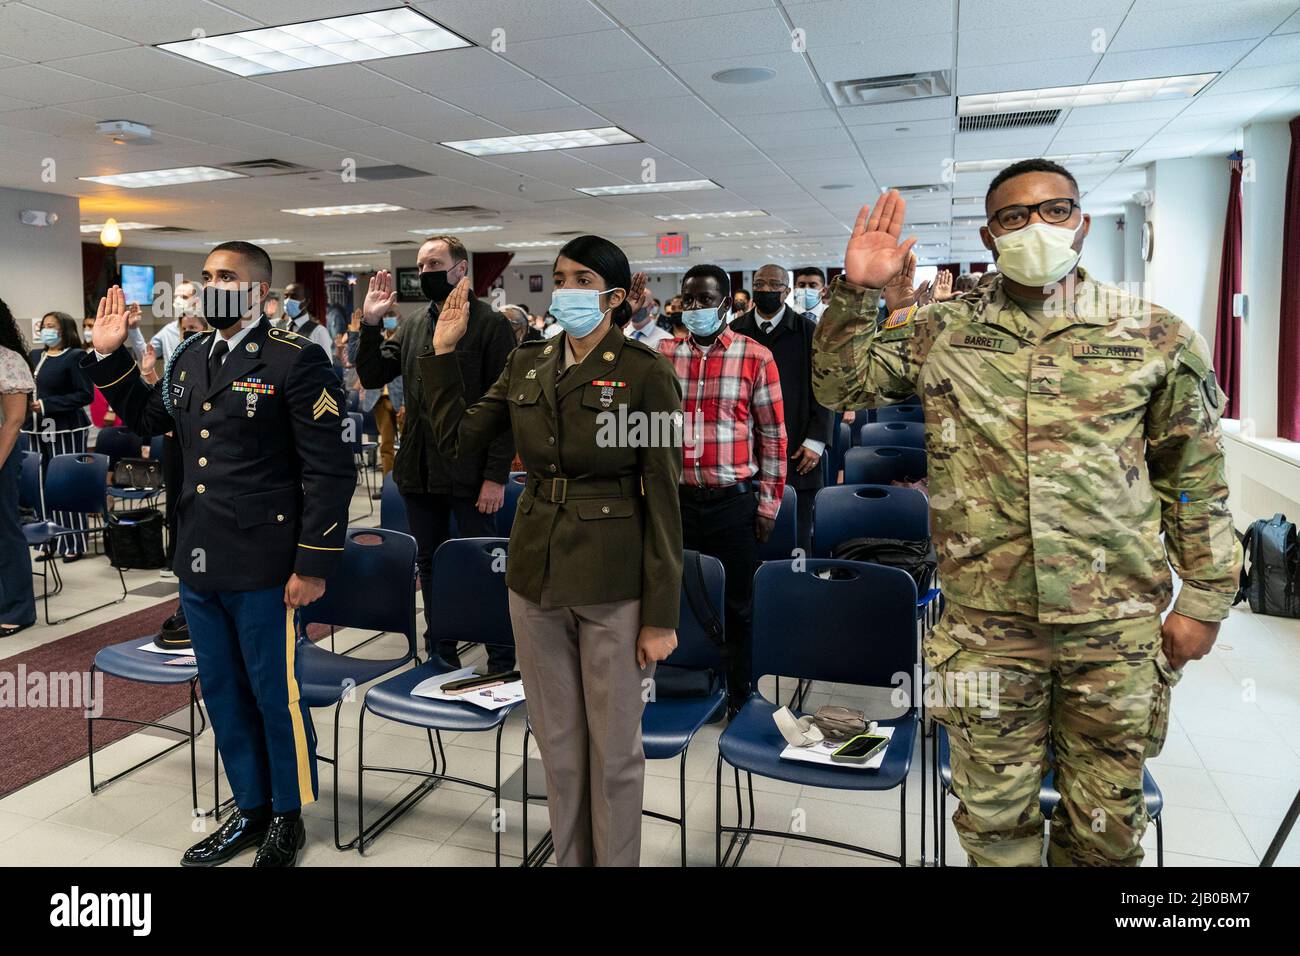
[432,277,472,354]
[92,286,130,354]
[844,189,918,288]
[362,270,397,325]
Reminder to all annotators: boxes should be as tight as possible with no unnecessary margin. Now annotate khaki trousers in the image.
[372,395,397,477]
[508,588,651,867]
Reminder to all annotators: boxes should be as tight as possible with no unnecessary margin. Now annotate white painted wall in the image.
[0,187,83,335]
[1079,213,1125,284]
[1145,156,1230,345]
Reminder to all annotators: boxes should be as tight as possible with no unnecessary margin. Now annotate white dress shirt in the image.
[624,320,672,348]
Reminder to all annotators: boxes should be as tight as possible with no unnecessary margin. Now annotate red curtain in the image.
[1213,154,1244,418]
[294,261,326,324]
[470,252,514,297]
[1281,117,1300,442]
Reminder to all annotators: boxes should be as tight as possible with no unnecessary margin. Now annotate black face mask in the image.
[421,269,454,303]
[201,285,250,330]
[181,329,197,341]
[752,290,784,315]
[631,307,649,326]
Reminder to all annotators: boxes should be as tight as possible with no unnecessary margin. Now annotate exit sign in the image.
[656,233,689,257]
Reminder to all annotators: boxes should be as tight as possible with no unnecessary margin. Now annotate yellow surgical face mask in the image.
[992,221,1083,287]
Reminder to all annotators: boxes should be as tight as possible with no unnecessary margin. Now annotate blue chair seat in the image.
[363,660,520,732]
[297,641,411,708]
[108,487,155,500]
[719,697,915,791]
[94,638,198,685]
[936,729,1163,816]
[642,681,726,760]
[24,520,74,545]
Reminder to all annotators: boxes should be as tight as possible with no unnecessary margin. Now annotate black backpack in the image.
[830,536,938,594]
[1235,514,1300,618]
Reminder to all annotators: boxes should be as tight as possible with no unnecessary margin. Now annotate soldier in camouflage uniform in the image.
[812,160,1241,866]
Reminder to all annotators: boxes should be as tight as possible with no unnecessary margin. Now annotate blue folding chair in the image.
[97,427,161,510]
[345,412,373,517]
[843,445,927,485]
[357,537,518,862]
[88,631,226,819]
[856,421,925,448]
[827,418,851,485]
[874,403,924,424]
[521,551,728,868]
[758,485,797,561]
[25,453,126,625]
[716,560,921,866]
[295,526,420,849]
[19,450,42,517]
[935,728,1166,866]
[378,472,408,534]
[812,484,929,556]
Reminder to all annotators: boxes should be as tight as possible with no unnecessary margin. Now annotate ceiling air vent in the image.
[355,165,433,181]
[892,184,950,200]
[429,204,498,217]
[218,158,316,176]
[380,240,418,246]
[827,70,951,108]
[958,109,1060,133]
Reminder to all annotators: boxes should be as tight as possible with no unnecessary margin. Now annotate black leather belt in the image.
[532,474,640,504]
[679,479,756,502]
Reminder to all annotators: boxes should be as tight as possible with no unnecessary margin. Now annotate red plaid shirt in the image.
[660,327,787,519]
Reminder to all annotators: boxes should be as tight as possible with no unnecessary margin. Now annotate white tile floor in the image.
[2,480,1298,867]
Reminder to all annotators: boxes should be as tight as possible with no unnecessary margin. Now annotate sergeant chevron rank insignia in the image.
[312,387,339,420]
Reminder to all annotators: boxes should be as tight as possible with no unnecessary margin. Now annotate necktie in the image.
[633,330,644,341]
[804,311,816,322]
[762,321,773,335]
[208,338,228,383]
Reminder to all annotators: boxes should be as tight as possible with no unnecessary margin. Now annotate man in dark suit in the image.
[356,236,516,672]
[85,242,355,867]
[732,263,834,554]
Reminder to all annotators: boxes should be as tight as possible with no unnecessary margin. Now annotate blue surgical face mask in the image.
[681,305,723,337]
[283,298,303,319]
[797,287,821,310]
[40,328,60,347]
[382,315,398,330]
[549,287,622,338]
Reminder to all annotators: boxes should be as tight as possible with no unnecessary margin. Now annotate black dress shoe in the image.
[252,814,306,867]
[180,811,269,867]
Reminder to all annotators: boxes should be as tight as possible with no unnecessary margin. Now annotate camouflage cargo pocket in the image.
[1144,651,1181,759]
[923,626,967,736]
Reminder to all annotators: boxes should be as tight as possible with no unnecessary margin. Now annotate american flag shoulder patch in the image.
[882,305,916,330]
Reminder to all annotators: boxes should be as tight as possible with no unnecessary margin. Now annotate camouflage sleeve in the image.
[1145,326,1242,622]
[811,275,930,410]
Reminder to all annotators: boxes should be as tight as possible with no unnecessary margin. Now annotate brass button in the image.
[196,484,206,494]
[200,429,209,439]
[198,457,208,467]
[202,401,212,412]
[548,463,556,472]
[601,505,610,514]
[547,436,555,445]
[276,514,284,523]
[517,393,524,400]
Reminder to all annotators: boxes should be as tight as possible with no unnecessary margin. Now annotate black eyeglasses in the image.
[989,198,1079,230]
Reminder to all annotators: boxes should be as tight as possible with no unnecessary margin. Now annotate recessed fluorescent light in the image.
[80,166,247,189]
[705,229,795,238]
[576,179,719,197]
[324,263,376,270]
[953,151,1130,173]
[282,203,406,217]
[316,249,382,256]
[203,238,293,245]
[442,127,639,156]
[156,8,470,78]
[408,225,504,235]
[653,210,768,221]
[496,240,564,248]
[957,74,1216,115]
[79,222,160,233]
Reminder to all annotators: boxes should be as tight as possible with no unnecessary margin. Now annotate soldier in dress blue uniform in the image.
[83,242,355,867]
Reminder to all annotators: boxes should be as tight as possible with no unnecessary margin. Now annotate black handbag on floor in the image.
[1235,514,1300,618]
[105,507,166,570]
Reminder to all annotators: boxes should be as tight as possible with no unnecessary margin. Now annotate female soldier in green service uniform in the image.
[418,235,684,867]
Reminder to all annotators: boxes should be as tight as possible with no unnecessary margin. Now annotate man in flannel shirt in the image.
[660,263,787,714]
